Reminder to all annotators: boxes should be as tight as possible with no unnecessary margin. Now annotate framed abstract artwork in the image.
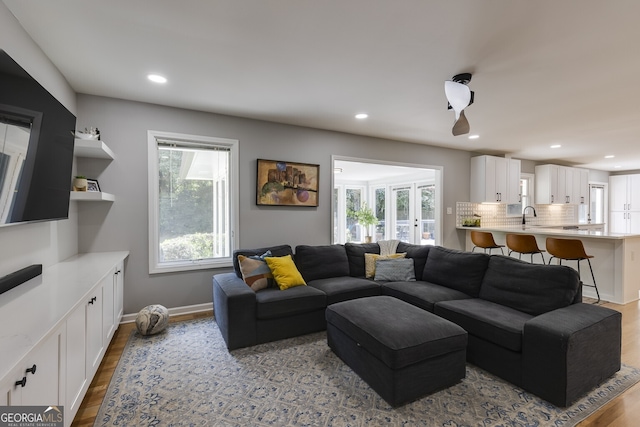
[256,159,319,206]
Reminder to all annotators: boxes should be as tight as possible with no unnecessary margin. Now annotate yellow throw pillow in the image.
[265,255,307,290]
[364,253,406,278]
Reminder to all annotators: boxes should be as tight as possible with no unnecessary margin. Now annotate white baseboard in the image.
[120,302,214,324]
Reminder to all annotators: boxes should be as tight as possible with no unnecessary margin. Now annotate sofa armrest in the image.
[522,303,621,406]
[213,272,257,350]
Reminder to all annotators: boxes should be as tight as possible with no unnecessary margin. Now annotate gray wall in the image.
[76,94,472,314]
[0,4,78,277]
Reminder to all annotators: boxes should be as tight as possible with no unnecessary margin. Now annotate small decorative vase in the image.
[73,178,87,191]
[365,236,372,243]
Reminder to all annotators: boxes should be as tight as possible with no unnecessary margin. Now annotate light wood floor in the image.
[71,303,640,427]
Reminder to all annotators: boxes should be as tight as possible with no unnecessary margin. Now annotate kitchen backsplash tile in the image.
[456,202,576,227]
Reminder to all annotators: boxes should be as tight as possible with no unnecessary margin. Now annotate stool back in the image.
[470,230,499,248]
[546,237,591,260]
[506,234,541,254]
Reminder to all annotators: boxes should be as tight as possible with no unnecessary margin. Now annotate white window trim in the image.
[147,130,239,274]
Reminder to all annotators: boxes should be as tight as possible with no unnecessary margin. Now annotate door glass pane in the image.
[420,185,435,245]
[590,185,605,223]
[346,188,361,242]
[333,188,339,243]
[394,188,410,242]
[375,188,385,241]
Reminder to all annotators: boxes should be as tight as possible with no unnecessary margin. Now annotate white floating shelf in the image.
[70,191,115,202]
[73,139,115,160]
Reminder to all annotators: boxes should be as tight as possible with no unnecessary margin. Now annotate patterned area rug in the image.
[94,317,640,427]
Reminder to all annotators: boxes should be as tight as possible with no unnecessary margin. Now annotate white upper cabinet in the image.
[470,155,521,204]
[535,164,588,204]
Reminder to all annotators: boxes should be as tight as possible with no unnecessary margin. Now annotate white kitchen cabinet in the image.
[609,174,640,233]
[470,155,521,203]
[535,164,588,204]
[0,252,128,427]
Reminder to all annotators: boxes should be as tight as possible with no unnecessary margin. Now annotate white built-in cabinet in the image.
[0,252,128,427]
[70,139,116,202]
[470,155,521,203]
[535,164,589,204]
[609,174,640,233]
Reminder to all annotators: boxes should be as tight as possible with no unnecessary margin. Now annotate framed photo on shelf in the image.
[86,179,101,192]
[256,159,319,207]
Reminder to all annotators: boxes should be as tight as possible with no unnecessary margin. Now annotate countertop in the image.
[457,225,640,240]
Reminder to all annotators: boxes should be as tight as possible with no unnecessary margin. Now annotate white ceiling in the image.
[5,0,640,172]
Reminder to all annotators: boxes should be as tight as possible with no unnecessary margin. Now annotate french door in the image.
[391,183,436,245]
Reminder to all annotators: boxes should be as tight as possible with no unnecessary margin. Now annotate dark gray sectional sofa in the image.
[212,242,621,407]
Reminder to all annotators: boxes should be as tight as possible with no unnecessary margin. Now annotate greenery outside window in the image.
[147,130,239,273]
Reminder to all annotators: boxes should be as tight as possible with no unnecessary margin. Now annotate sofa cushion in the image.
[381,281,473,312]
[265,255,307,290]
[435,298,534,352]
[307,276,381,305]
[295,245,350,281]
[422,246,489,297]
[237,253,273,291]
[396,242,431,281]
[233,244,293,278]
[255,286,326,320]
[374,258,415,282]
[364,252,406,278]
[479,255,581,316]
[345,242,380,277]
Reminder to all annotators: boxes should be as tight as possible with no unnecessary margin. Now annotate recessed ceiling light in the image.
[604,155,615,159]
[550,144,561,149]
[468,135,479,140]
[147,74,167,84]
[355,113,368,119]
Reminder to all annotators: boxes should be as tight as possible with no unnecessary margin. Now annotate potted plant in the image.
[73,175,88,191]
[353,203,379,243]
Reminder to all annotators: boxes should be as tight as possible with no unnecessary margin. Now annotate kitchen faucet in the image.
[522,206,537,225]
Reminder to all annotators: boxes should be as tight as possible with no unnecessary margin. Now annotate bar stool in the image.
[506,234,546,263]
[470,230,504,254]
[546,237,600,303]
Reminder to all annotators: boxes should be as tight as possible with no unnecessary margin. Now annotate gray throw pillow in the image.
[374,258,416,282]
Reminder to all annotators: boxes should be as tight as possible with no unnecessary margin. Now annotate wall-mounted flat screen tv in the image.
[0,49,76,227]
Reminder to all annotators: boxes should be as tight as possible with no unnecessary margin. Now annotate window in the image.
[148,130,239,273]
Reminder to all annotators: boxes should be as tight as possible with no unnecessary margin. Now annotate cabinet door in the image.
[574,168,588,204]
[629,175,640,212]
[506,159,521,204]
[0,365,23,405]
[609,211,628,233]
[114,262,124,324]
[66,303,87,419]
[86,287,104,379]
[493,157,508,202]
[630,212,640,234]
[102,274,115,343]
[610,175,629,211]
[19,328,62,406]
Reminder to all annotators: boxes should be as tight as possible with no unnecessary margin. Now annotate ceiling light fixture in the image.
[550,144,561,149]
[468,135,479,140]
[355,113,368,119]
[147,74,167,84]
[604,155,615,159]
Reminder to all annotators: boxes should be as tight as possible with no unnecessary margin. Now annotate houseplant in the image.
[353,203,379,243]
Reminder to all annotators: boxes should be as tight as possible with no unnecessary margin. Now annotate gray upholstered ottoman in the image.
[326,296,467,406]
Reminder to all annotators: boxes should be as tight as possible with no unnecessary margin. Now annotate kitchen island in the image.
[458,225,640,304]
